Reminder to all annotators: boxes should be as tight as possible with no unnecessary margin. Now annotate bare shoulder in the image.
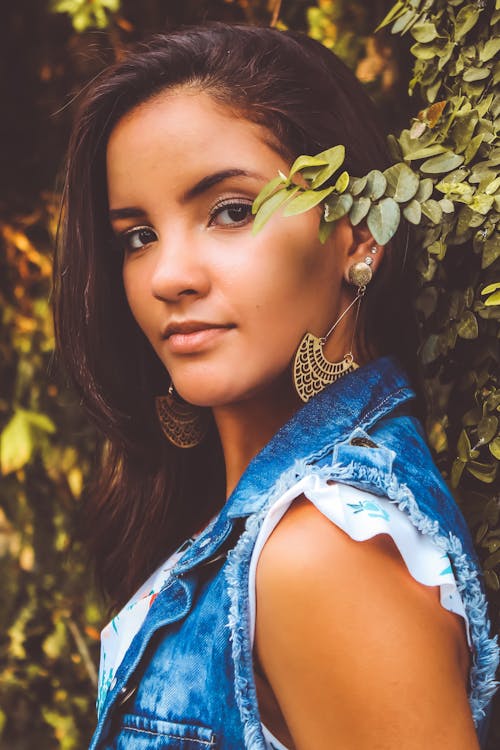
[254,495,477,750]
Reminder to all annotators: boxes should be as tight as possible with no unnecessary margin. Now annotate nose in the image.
[150,231,210,303]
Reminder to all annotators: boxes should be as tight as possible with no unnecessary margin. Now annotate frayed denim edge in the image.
[225,460,309,749]
[226,458,499,748]
[327,460,499,725]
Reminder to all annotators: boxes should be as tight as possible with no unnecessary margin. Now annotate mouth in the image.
[162,321,235,353]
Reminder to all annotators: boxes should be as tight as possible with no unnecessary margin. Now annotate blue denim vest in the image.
[90,355,498,750]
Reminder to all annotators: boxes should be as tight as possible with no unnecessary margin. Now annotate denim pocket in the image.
[114,714,216,749]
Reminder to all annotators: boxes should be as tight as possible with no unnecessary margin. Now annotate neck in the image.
[213,372,301,498]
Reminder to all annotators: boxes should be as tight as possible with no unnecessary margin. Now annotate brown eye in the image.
[210,200,253,227]
[120,226,158,253]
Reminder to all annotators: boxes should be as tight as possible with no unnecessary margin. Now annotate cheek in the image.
[122,265,153,333]
[245,224,330,316]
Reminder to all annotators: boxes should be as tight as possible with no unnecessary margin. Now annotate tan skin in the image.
[107,89,477,749]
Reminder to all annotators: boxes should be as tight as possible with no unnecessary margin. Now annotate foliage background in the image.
[0,1,498,747]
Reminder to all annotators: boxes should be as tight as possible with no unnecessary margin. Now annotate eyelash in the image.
[117,226,158,254]
[117,198,254,254]
[208,198,254,228]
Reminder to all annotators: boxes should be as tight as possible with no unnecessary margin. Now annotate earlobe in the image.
[343,222,383,285]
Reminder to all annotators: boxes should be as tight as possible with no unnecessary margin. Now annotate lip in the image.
[162,321,234,353]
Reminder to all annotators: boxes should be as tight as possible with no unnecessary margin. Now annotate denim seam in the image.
[355,387,411,431]
[125,725,215,745]
[305,388,410,467]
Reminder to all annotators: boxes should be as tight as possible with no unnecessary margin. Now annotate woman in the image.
[54,24,498,750]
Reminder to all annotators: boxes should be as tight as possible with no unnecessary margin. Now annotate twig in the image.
[67,618,99,688]
[270,0,283,27]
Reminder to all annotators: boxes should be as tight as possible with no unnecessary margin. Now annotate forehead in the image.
[106,90,282,188]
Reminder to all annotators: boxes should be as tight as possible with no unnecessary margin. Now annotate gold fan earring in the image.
[293,248,377,403]
[155,384,210,448]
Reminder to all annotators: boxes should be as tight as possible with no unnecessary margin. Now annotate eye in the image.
[118,225,158,253]
[209,199,253,228]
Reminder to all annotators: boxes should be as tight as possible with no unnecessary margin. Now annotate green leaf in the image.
[403,199,422,224]
[282,187,334,217]
[24,411,56,433]
[484,290,500,306]
[428,239,446,260]
[421,151,465,174]
[485,176,500,195]
[384,163,420,202]
[252,175,286,215]
[463,67,490,82]
[334,171,349,193]
[464,134,484,164]
[316,144,346,170]
[363,170,387,200]
[477,416,498,443]
[467,460,498,484]
[301,165,325,181]
[391,8,417,35]
[324,193,354,222]
[411,22,438,43]
[252,187,298,233]
[426,76,443,103]
[457,429,472,461]
[387,134,404,161]
[405,144,448,161]
[454,5,481,41]
[482,236,500,269]
[289,154,329,179]
[437,43,455,72]
[414,178,434,202]
[349,175,367,196]
[439,198,455,213]
[452,111,479,152]
[375,0,406,32]
[349,197,371,226]
[0,411,34,475]
[421,199,443,223]
[318,220,334,244]
[457,310,479,338]
[308,146,346,188]
[410,42,440,60]
[480,38,500,62]
[469,194,494,215]
[366,197,400,245]
[484,570,500,591]
[489,437,500,460]
[481,282,500,295]
[435,179,471,197]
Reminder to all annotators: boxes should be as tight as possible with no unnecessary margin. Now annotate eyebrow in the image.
[108,168,265,222]
[182,168,264,202]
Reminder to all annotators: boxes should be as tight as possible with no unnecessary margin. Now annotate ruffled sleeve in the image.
[248,473,470,648]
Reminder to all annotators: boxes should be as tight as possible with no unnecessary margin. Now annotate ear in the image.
[341,220,384,286]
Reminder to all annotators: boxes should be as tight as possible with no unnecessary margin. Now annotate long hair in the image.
[54,24,421,609]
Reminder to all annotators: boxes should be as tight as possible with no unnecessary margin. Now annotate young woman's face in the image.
[106,90,351,408]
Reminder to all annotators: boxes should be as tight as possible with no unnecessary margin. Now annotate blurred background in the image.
[0,1,498,748]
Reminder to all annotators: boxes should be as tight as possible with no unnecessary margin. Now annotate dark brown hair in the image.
[54,23,420,609]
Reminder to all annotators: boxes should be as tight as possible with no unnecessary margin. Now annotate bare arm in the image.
[255,496,478,750]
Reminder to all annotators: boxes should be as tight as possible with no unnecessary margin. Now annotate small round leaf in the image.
[384,163,420,202]
[366,197,400,245]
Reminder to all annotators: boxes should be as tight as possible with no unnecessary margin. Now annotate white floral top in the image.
[98,477,469,750]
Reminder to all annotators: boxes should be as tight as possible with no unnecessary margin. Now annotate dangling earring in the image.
[293,247,378,403]
[155,384,210,448]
